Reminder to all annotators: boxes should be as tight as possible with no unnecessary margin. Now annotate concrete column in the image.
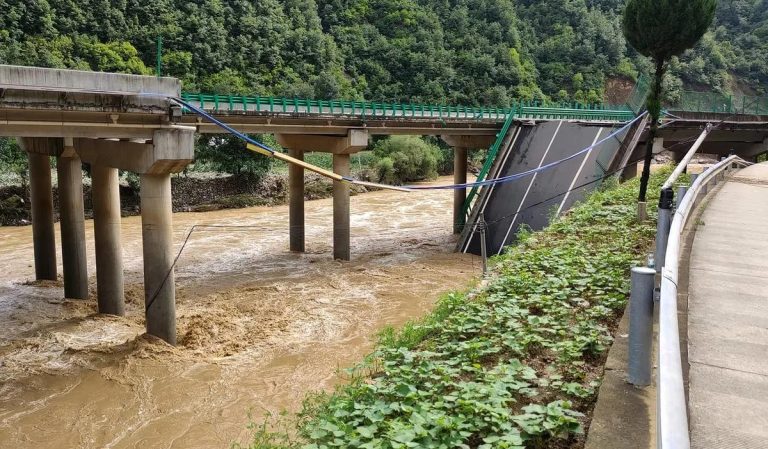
[28,152,57,280]
[92,165,125,315]
[333,153,351,261]
[621,161,639,181]
[140,173,176,344]
[57,153,88,299]
[453,147,468,234]
[288,149,305,252]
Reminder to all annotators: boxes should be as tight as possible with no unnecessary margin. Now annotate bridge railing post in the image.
[655,188,675,274]
[478,214,488,277]
[629,266,656,386]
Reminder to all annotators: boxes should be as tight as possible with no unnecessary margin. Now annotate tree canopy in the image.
[622,0,717,203]
[0,0,765,105]
[623,0,717,62]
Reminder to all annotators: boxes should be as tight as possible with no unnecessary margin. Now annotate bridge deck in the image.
[688,162,768,448]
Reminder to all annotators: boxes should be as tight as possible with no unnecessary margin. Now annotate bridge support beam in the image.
[20,138,59,281]
[288,149,305,252]
[140,173,176,344]
[57,143,89,299]
[92,165,125,315]
[453,148,468,234]
[333,154,351,261]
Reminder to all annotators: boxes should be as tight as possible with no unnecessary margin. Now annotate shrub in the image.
[372,136,442,185]
[195,134,274,182]
[0,138,28,190]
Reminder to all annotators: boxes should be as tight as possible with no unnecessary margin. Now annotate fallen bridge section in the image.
[459,119,633,256]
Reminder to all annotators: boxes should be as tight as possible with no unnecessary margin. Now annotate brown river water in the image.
[0,177,479,449]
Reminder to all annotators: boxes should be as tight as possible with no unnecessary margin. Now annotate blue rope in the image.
[170,97,274,154]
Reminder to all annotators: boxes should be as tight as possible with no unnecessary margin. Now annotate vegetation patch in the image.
[240,170,673,449]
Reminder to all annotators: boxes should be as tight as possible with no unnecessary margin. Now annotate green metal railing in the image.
[180,93,634,122]
[459,107,519,227]
[627,73,768,116]
[670,91,768,115]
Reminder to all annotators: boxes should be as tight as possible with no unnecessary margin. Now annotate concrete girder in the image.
[0,64,178,114]
[19,137,63,156]
[654,128,768,144]
[74,128,195,174]
[440,135,496,149]
[275,130,369,154]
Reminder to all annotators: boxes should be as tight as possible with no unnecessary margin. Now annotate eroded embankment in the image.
[0,178,479,448]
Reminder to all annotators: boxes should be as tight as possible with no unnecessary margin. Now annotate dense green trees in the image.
[1,0,765,106]
[0,0,765,185]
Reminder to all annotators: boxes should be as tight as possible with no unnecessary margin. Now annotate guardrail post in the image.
[677,185,688,206]
[629,266,655,386]
[655,188,674,273]
[479,214,488,276]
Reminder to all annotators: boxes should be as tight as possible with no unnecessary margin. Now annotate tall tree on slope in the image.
[622,0,717,208]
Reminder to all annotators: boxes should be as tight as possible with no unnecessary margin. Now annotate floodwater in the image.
[0,177,479,449]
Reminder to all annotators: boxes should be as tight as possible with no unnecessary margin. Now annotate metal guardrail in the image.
[179,93,634,122]
[459,109,518,225]
[624,73,767,116]
[655,155,750,449]
[671,91,768,116]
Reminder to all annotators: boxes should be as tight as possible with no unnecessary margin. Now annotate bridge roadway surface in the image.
[687,162,768,448]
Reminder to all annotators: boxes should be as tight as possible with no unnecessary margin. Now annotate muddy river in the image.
[0,178,479,448]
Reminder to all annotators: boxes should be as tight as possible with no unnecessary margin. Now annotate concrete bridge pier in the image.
[140,173,176,343]
[288,149,305,252]
[57,140,89,299]
[19,138,61,281]
[91,165,125,315]
[75,128,194,343]
[333,153,351,260]
[277,130,368,261]
[441,135,495,234]
[452,147,468,234]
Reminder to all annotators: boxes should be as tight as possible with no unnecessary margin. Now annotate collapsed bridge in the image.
[2,64,767,344]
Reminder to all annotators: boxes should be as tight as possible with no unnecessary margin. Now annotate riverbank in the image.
[241,171,669,449]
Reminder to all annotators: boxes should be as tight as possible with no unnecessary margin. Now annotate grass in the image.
[239,169,673,449]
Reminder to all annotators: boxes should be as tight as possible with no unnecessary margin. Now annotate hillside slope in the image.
[0,0,765,104]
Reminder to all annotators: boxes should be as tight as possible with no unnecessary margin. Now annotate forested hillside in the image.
[1,0,766,105]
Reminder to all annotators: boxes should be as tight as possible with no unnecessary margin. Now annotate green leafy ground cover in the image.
[243,170,672,449]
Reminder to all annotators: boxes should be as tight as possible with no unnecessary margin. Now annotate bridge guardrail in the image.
[671,91,768,116]
[179,93,634,122]
[655,155,750,449]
